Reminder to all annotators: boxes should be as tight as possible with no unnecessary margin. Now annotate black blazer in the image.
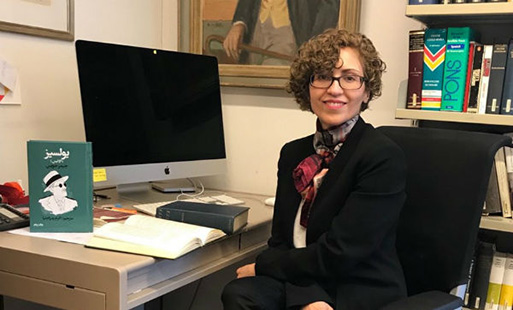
[255,118,407,309]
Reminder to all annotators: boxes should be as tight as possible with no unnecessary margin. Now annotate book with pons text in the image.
[86,215,226,259]
[27,140,93,232]
[441,27,475,112]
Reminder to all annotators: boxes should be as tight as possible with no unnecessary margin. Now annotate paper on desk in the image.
[9,227,95,245]
[0,55,20,105]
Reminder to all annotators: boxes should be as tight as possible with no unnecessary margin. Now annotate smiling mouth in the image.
[325,101,345,108]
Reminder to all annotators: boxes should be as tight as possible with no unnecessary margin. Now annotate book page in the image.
[124,215,225,245]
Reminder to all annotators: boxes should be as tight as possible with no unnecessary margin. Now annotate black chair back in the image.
[378,126,511,296]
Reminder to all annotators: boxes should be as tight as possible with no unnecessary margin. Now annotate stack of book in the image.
[466,242,513,310]
[406,27,513,115]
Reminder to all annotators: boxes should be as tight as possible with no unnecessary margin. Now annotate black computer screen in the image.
[76,40,226,169]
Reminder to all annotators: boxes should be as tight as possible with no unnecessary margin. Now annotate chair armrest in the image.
[380,291,463,310]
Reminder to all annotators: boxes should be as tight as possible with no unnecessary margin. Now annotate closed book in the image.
[467,43,484,113]
[422,28,447,111]
[495,148,512,218]
[463,41,477,112]
[484,160,503,216]
[478,45,494,114]
[500,39,513,115]
[470,241,496,310]
[86,215,226,259]
[406,30,425,109]
[156,201,249,234]
[499,254,513,310]
[441,27,475,112]
[27,140,93,232]
[486,252,507,310]
[486,43,508,114]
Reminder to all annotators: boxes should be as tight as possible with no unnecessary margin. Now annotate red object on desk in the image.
[0,182,29,205]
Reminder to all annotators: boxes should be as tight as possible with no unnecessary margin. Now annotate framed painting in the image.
[0,0,74,41]
[179,0,361,88]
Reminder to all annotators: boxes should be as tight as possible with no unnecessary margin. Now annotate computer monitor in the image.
[75,40,227,199]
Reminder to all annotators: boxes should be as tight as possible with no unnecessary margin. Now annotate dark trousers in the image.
[222,276,286,310]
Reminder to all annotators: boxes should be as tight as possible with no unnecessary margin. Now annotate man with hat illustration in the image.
[38,170,78,215]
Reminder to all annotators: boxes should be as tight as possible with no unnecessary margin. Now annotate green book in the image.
[27,140,93,232]
[441,27,475,112]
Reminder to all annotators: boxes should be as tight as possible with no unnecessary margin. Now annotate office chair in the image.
[377,126,512,310]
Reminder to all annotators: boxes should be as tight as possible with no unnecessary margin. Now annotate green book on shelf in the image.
[441,27,475,112]
[27,140,93,232]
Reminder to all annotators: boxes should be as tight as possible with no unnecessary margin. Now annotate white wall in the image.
[1,1,422,309]
[0,0,421,198]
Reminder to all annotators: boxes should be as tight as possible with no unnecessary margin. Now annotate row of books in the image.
[406,27,513,115]
[467,241,513,310]
[483,136,513,218]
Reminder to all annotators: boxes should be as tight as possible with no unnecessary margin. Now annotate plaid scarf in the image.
[292,115,358,227]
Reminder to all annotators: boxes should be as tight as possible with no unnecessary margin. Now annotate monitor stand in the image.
[151,179,196,193]
[113,180,197,204]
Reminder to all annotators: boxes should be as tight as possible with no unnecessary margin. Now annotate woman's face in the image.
[309,47,369,130]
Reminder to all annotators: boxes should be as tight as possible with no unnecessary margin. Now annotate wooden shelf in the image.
[406,2,513,24]
[480,216,513,233]
[395,109,513,126]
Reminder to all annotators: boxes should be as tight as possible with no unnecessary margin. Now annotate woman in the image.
[222,28,407,310]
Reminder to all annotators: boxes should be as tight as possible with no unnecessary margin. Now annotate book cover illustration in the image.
[406,30,425,109]
[27,140,93,232]
[422,28,447,111]
[441,27,475,112]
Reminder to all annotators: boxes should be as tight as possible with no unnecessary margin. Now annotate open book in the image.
[86,215,226,259]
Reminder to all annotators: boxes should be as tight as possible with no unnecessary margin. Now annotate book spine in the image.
[486,43,508,114]
[467,43,484,113]
[499,254,513,310]
[157,208,235,234]
[477,45,494,114]
[495,147,512,218]
[406,30,425,109]
[470,241,496,310]
[500,39,513,115]
[486,252,507,310]
[463,41,476,112]
[441,27,474,112]
[422,28,447,111]
[409,0,440,3]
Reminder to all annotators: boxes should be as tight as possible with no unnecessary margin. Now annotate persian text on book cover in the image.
[28,140,93,232]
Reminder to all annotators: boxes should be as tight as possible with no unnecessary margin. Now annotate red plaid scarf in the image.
[292,116,358,227]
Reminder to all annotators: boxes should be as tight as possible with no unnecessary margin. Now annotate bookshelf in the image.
[398,1,513,127]
[401,4,513,309]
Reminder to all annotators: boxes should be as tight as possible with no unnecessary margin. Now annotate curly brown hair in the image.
[286,28,386,112]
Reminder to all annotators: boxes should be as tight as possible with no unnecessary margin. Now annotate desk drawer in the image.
[0,270,105,310]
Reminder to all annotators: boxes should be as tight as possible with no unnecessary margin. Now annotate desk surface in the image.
[0,189,273,310]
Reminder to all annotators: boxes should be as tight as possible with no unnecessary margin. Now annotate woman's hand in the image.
[236,263,256,278]
[301,301,333,310]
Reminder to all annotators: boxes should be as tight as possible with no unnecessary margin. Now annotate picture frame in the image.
[179,0,361,88]
[0,0,74,41]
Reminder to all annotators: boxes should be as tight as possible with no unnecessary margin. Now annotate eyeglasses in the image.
[310,74,367,90]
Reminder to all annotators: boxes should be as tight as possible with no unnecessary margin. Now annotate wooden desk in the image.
[0,190,273,310]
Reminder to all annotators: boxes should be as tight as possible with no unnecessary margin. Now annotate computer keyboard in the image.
[132,195,245,216]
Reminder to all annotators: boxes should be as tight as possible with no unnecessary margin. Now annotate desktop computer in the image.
[75,40,227,201]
